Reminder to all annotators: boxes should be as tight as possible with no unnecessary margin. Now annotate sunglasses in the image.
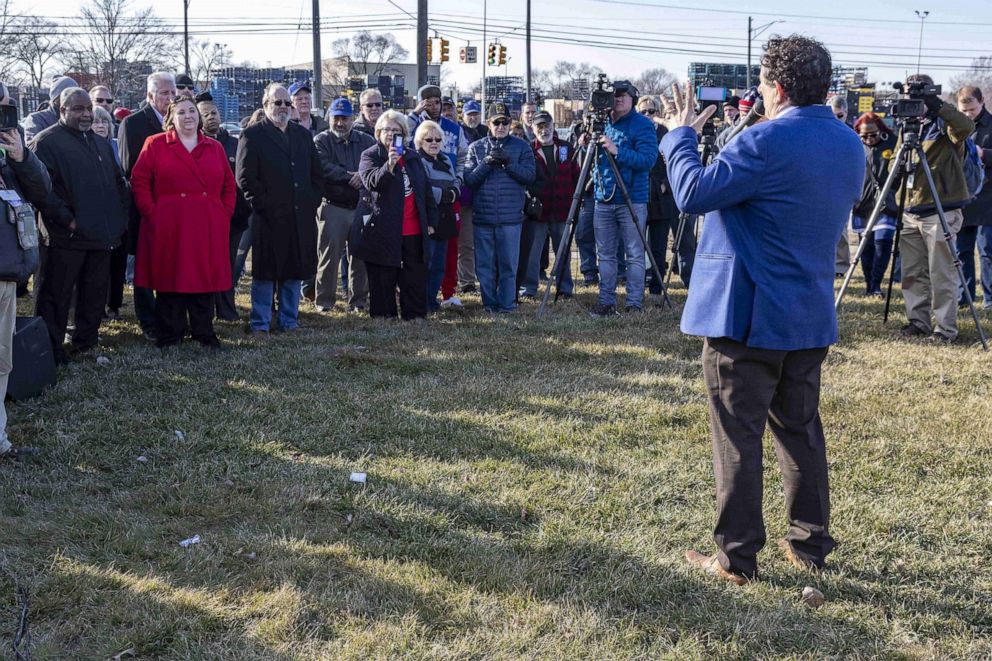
[176,85,193,91]
[860,132,880,139]
[640,108,656,115]
[490,118,510,126]
[269,100,293,107]
[94,97,114,104]
[835,113,846,119]
[364,102,383,108]
[422,137,442,143]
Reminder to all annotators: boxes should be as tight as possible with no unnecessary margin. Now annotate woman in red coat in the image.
[131,95,236,349]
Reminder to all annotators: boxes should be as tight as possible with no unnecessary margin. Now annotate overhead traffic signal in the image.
[498,45,507,66]
[487,43,497,66]
[440,39,450,62]
[426,38,433,62]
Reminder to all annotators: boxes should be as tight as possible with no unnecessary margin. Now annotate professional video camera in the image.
[882,80,943,119]
[585,73,614,134]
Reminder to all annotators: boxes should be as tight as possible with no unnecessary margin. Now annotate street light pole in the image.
[915,10,929,74]
[183,0,191,76]
[746,16,752,89]
[312,0,322,109]
[525,0,531,102]
[416,0,428,87]
[481,0,486,120]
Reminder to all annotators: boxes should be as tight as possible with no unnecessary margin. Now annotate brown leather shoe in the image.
[778,539,822,573]
[685,550,748,586]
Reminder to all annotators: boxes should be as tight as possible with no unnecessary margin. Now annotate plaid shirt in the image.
[532,136,579,223]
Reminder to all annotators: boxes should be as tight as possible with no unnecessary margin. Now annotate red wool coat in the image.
[131,130,236,293]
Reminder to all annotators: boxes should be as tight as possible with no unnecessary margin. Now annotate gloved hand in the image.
[489,146,510,167]
[923,94,944,114]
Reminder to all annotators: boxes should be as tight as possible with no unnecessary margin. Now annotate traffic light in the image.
[487,43,497,66]
[426,38,433,62]
[498,45,507,66]
[440,39,450,63]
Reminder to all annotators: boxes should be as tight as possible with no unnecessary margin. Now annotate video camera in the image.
[584,73,615,135]
[882,80,943,119]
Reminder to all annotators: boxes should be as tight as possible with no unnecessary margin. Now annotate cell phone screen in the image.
[392,134,404,154]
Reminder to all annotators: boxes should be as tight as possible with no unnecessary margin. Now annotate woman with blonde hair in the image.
[415,120,461,310]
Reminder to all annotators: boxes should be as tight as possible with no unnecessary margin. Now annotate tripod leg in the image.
[665,213,687,289]
[603,150,672,309]
[538,144,597,318]
[883,183,910,324]
[916,148,989,351]
[836,146,908,309]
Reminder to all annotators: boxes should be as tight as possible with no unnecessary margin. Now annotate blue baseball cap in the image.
[288,81,311,96]
[330,98,353,117]
[463,100,481,114]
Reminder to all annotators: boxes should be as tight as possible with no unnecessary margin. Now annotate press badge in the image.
[0,189,23,206]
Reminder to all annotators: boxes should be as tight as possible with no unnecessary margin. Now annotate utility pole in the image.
[915,10,929,74]
[312,0,322,110]
[746,16,752,89]
[183,0,191,76]
[481,0,487,120]
[525,0,531,102]
[417,0,428,87]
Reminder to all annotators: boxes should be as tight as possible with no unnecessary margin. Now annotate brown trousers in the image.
[702,337,835,578]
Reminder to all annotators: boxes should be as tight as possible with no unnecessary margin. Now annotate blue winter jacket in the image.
[595,109,658,204]
[465,134,536,226]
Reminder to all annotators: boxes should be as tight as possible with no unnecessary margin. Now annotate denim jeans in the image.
[575,194,598,281]
[521,222,572,296]
[426,237,448,311]
[957,224,992,307]
[250,279,302,331]
[234,223,253,284]
[594,201,647,308]
[474,223,522,312]
[857,229,896,294]
[647,215,696,291]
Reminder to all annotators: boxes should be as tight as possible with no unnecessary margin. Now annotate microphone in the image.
[724,97,765,144]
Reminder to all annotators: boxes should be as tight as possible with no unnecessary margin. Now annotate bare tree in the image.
[633,67,678,96]
[11,17,66,89]
[190,40,232,90]
[0,0,22,83]
[948,56,992,97]
[331,31,409,81]
[71,0,175,102]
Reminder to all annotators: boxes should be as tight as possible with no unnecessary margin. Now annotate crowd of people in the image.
[0,57,990,462]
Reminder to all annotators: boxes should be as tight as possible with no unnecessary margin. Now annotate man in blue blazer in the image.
[659,36,864,584]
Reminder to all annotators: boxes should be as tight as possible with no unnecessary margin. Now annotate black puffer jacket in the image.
[32,123,129,250]
[854,133,899,218]
[0,149,51,281]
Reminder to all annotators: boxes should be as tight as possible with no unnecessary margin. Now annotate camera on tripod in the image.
[881,80,943,119]
[584,73,615,135]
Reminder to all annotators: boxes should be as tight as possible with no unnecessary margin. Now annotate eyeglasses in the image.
[381,127,402,134]
[269,100,293,107]
[860,132,880,140]
[640,109,656,115]
[422,137,443,143]
[490,118,510,126]
[364,102,383,108]
[94,97,114,104]
[176,85,193,91]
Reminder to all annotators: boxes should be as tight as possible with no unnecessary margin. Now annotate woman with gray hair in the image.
[415,119,461,310]
[90,105,120,166]
[352,110,438,319]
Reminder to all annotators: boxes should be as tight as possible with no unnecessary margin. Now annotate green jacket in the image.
[895,102,975,213]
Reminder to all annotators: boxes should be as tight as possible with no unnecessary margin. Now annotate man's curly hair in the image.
[761,35,832,107]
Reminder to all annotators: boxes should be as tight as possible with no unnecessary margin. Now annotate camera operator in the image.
[852,112,899,297]
[586,80,658,316]
[896,74,975,343]
[0,84,51,461]
[660,35,864,584]
[956,86,992,309]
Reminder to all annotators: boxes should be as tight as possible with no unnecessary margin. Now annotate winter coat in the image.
[235,117,323,281]
[213,127,252,233]
[647,125,679,223]
[292,114,329,137]
[964,106,992,227]
[21,107,58,146]
[420,149,461,241]
[595,109,658,204]
[353,144,438,268]
[31,123,129,251]
[352,116,375,137]
[853,133,899,220]
[118,105,164,254]
[407,112,468,180]
[895,102,975,214]
[314,128,376,209]
[130,130,236,293]
[531,136,579,223]
[464,134,536,226]
[0,150,51,281]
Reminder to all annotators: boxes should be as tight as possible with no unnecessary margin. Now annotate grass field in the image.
[1,273,990,659]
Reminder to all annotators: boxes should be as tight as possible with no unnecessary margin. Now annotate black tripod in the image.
[664,125,715,288]
[835,119,988,351]
[537,128,672,317]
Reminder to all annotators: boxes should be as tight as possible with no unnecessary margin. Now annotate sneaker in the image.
[440,296,463,308]
[899,323,927,338]
[589,304,619,318]
[923,332,954,345]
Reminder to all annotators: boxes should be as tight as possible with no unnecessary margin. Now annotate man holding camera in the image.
[897,74,975,344]
[660,36,864,584]
[588,81,658,316]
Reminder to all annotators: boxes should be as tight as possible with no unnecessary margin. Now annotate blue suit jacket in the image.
[661,105,865,350]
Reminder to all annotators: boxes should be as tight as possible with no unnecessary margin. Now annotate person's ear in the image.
[775,81,787,104]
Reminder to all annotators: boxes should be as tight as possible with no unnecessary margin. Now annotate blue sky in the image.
[41,0,991,93]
